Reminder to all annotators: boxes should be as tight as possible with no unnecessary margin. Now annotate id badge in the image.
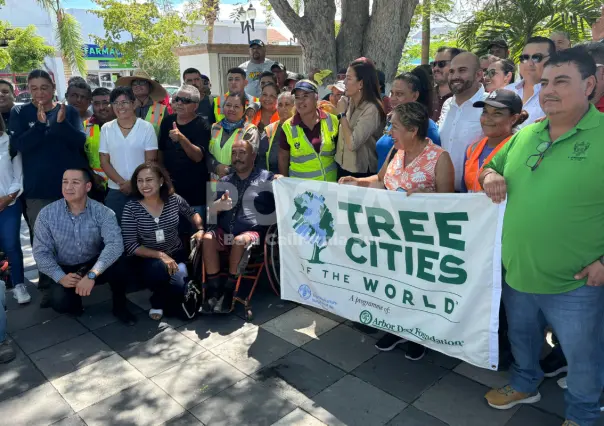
[155,229,165,243]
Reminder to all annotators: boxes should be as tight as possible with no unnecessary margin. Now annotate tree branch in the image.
[269,0,306,30]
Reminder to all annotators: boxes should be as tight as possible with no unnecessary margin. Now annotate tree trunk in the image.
[335,0,369,71]
[207,24,214,44]
[363,0,419,82]
[269,0,418,83]
[309,244,325,264]
[421,0,431,65]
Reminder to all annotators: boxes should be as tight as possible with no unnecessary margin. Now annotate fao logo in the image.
[359,310,373,325]
[298,284,312,300]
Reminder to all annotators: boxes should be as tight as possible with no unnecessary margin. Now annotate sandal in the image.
[149,308,163,321]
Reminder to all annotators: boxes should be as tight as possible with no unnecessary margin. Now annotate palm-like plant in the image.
[36,0,86,76]
[457,0,603,60]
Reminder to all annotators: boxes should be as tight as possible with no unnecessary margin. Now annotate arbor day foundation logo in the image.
[292,191,335,264]
[359,310,373,325]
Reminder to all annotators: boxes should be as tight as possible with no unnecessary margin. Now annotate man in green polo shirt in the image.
[478,47,604,426]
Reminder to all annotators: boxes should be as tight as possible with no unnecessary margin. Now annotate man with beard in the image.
[239,40,274,98]
[438,52,486,191]
[84,88,116,193]
[504,37,553,126]
[182,68,215,126]
[431,47,462,122]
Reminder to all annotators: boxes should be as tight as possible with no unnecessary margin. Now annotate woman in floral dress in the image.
[338,101,454,360]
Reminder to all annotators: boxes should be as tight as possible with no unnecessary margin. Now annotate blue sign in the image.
[83,44,123,59]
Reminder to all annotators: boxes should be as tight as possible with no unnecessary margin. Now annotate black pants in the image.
[51,257,128,314]
[336,164,374,180]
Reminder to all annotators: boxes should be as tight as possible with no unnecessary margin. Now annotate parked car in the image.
[163,85,179,98]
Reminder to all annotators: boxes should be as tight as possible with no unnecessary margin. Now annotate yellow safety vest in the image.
[281,113,338,182]
[144,102,166,135]
[209,122,257,188]
[213,93,259,123]
[264,121,280,171]
[83,120,107,186]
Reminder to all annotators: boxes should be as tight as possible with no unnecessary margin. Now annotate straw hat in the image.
[115,69,168,101]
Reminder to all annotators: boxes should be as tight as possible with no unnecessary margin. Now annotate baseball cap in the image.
[337,68,347,75]
[271,62,286,71]
[249,39,265,48]
[488,39,508,50]
[200,74,210,81]
[327,80,345,93]
[292,80,318,94]
[473,89,522,114]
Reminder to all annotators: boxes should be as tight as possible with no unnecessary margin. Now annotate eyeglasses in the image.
[519,53,549,64]
[526,141,553,171]
[132,80,149,87]
[430,60,451,69]
[173,96,195,104]
[484,69,498,78]
[112,101,133,108]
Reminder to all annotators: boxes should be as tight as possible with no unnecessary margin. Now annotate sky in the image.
[64,0,253,13]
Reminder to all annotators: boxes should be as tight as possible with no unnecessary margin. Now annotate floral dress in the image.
[383,140,444,192]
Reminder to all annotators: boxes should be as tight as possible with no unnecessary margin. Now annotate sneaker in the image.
[540,349,568,378]
[405,342,426,361]
[12,284,31,304]
[213,296,224,313]
[485,384,541,410]
[375,333,407,351]
[0,340,16,364]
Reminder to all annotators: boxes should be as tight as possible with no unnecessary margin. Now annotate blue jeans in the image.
[105,189,132,225]
[0,279,6,343]
[503,282,604,425]
[0,202,25,285]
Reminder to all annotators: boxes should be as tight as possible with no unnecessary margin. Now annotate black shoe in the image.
[404,342,426,361]
[39,290,51,309]
[375,333,407,351]
[113,307,137,326]
[540,348,567,378]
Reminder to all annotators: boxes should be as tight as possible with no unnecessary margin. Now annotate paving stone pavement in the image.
[0,221,598,425]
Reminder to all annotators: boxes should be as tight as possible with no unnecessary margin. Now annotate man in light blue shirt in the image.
[33,168,136,325]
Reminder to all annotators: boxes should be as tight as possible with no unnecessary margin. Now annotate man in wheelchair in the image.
[202,134,276,313]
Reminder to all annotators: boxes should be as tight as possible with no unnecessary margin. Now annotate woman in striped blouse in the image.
[121,163,204,320]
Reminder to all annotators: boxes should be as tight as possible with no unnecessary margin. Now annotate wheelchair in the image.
[194,225,281,320]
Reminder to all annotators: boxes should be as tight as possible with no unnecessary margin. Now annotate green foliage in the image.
[399,33,457,72]
[260,0,274,26]
[56,12,86,76]
[0,22,55,72]
[457,0,603,60]
[410,0,454,29]
[91,0,190,84]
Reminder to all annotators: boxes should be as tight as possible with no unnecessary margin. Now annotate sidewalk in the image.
[0,220,580,425]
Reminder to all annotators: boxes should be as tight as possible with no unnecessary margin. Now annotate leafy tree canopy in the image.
[0,22,55,72]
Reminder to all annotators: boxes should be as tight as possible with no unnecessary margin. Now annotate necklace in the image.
[118,121,135,130]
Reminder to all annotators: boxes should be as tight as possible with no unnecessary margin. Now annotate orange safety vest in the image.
[464,136,511,192]
[214,93,259,123]
[251,109,279,127]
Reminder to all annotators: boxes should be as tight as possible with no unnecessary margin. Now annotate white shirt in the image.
[504,80,544,127]
[438,85,487,191]
[0,133,22,206]
[99,118,158,190]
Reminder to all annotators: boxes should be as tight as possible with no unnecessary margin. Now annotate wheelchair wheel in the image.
[264,224,280,296]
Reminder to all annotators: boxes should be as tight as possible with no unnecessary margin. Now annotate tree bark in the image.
[335,0,369,71]
[421,0,431,65]
[363,0,419,82]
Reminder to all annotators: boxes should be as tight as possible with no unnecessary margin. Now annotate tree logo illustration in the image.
[292,191,335,264]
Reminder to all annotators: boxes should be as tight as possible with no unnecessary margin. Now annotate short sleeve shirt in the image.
[485,105,604,294]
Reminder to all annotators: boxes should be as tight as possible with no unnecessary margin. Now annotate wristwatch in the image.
[87,271,97,281]
[337,113,345,120]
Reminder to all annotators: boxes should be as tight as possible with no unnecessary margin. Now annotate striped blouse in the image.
[122,194,195,256]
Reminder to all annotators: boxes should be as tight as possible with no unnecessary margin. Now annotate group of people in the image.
[1,19,604,425]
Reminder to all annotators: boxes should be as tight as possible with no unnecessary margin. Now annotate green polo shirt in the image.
[485,105,604,294]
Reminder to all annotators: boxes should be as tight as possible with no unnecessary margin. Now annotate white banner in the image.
[273,178,504,370]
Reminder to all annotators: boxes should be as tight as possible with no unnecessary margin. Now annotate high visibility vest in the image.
[144,101,166,136]
[252,109,279,127]
[464,136,511,192]
[83,119,107,186]
[281,113,338,182]
[209,122,257,188]
[263,122,280,172]
[213,93,259,123]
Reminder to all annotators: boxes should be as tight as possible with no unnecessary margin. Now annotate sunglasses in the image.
[484,69,498,78]
[526,141,552,171]
[132,80,149,87]
[173,96,195,104]
[519,53,549,64]
[430,60,451,69]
